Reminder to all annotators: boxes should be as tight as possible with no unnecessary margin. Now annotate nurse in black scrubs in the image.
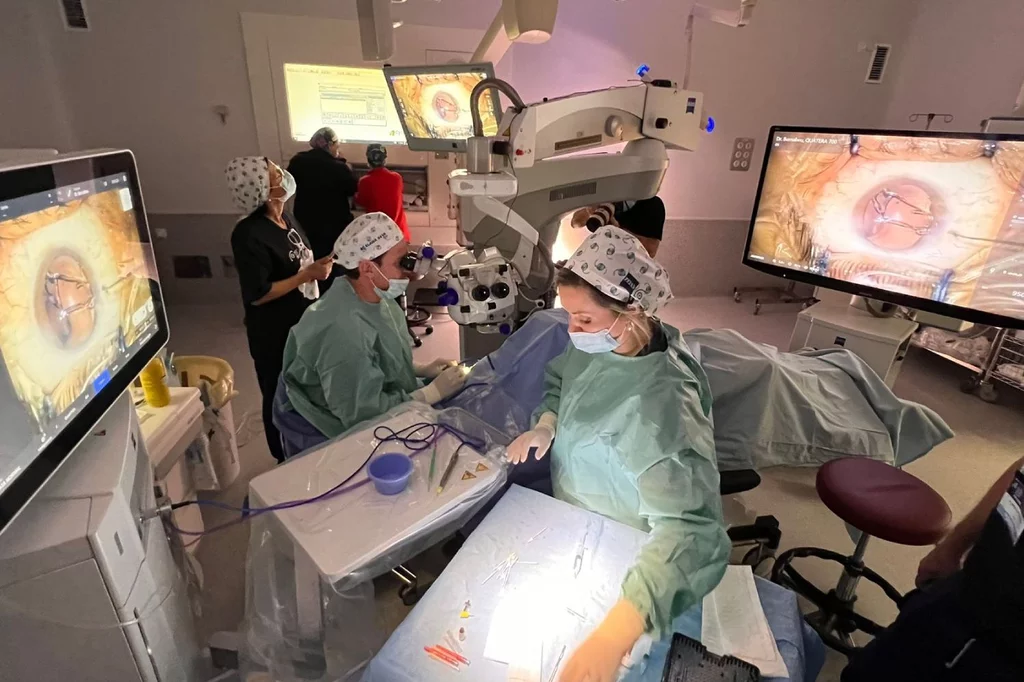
[571,196,666,257]
[225,156,332,462]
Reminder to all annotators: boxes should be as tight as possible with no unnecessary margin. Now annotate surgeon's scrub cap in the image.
[564,226,673,314]
[333,212,405,269]
[225,156,270,214]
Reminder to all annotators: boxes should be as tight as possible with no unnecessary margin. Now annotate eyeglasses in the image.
[287,229,310,253]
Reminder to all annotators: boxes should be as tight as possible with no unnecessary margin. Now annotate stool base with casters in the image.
[720,469,782,574]
[391,564,432,606]
[773,534,905,655]
[729,515,782,572]
[406,305,433,348]
[400,293,433,348]
[771,457,951,657]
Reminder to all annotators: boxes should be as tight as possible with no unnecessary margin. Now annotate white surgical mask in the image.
[569,314,623,354]
[280,168,297,202]
[372,264,409,301]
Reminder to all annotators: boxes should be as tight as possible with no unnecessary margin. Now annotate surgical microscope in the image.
[430,74,713,358]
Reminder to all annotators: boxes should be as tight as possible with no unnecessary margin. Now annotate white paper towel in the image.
[701,566,789,679]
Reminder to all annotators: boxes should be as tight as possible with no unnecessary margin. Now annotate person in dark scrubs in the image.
[571,196,666,257]
[226,155,332,463]
[842,455,1024,682]
[287,127,358,270]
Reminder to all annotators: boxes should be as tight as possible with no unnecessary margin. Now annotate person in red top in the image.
[355,144,410,241]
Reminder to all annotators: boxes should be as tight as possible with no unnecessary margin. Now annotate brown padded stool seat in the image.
[816,458,951,546]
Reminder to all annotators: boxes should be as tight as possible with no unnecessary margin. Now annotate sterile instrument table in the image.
[248,404,505,648]
[362,485,825,682]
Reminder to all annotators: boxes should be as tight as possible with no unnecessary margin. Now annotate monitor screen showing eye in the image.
[744,127,1024,329]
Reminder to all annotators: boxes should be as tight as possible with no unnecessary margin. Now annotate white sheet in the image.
[702,566,789,679]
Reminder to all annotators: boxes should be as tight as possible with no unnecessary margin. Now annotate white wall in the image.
[14,0,921,218]
[883,0,1024,131]
[0,3,76,152]
[21,0,501,214]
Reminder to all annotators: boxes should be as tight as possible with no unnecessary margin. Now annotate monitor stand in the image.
[850,295,901,318]
[0,391,205,682]
[814,287,972,333]
[789,301,919,388]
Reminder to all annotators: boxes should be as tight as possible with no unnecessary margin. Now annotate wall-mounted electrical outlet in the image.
[730,137,755,171]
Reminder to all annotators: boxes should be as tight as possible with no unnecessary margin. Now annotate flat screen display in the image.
[0,151,167,532]
[384,63,501,152]
[744,127,1024,328]
[283,63,407,145]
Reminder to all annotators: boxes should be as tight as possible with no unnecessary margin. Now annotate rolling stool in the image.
[772,457,951,655]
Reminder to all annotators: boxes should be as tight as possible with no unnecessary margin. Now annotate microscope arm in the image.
[502,81,708,168]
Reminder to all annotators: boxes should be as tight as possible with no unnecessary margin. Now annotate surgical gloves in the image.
[414,358,458,379]
[507,412,557,464]
[411,365,467,405]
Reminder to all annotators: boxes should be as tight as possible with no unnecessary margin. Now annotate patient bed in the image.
[443,309,954,564]
[444,309,953,471]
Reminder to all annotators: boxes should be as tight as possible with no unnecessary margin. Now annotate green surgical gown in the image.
[537,321,729,637]
[281,278,419,438]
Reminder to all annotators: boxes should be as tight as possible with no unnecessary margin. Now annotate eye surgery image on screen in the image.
[0,179,158,441]
[748,132,1024,320]
[388,70,500,141]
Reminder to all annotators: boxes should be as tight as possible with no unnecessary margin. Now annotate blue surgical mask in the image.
[569,315,623,354]
[372,264,409,301]
[569,328,621,354]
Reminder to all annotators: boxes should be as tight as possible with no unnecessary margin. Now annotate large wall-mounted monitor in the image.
[383,62,501,152]
[743,126,1024,329]
[283,63,407,145]
[0,150,168,533]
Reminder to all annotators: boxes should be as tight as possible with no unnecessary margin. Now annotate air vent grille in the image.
[865,44,891,83]
[60,0,89,30]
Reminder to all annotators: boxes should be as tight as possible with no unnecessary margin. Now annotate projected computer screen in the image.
[283,63,407,145]
[384,63,500,151]
[744,127,1024,328]
[0,152,167,531]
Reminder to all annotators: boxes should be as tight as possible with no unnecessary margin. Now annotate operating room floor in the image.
[166,296,1024,681]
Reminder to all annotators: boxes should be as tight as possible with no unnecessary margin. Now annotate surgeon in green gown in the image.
[280,212,466,439]
[507,226,730,682]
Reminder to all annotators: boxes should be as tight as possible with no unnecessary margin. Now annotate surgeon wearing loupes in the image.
[507,226,730,682]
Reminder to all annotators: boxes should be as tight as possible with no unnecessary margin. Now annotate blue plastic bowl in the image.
[367,453,414,495]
